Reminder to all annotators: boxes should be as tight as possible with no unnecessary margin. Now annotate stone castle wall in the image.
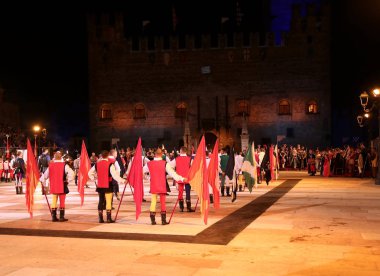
[88,3,331,152]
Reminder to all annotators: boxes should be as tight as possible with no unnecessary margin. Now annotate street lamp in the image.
[359,88,380,185]
[357,115,364,127]
[33,125,41,157]
[5,134,10,159]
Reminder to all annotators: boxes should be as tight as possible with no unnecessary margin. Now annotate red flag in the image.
[127,137,143,220]
[78,140,91,206]
[188,136,209,224]
[207,140,220,209]
[25,138,40,218]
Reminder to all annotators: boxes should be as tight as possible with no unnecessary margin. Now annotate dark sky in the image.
[0,0,380,147]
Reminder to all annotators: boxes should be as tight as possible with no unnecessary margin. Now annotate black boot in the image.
[186,200,195,212]
[232,191,237,203]
[221,186,225,197]
[51,208,59,222]
[150,212,157,225]
[239,185,243,192]
[179,199,184,212]
[59,208,68,222]
[98,210,104,223]
[209,194,214,204]
[161,211,168,225]
[106,210,115,223]
[15,186,19,194]
[19,186,23,194]
[226,187,231,197]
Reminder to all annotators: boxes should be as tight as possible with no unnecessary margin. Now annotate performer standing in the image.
[108,149,122,200]
[40,150,75,222]
[144,148,186,225]
[219,148,230,196]
[13,151,26,194]
[171,146,194,212]
[235,151,244,192]
[88,150,127,223]
[307,149,316,176]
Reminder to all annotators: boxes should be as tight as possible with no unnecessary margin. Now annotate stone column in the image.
[183,120,191,149]
[240,116,249,153]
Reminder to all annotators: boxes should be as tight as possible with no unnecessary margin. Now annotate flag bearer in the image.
[88,150,127,223]
[40,150,75,222]
[144,148,186,225]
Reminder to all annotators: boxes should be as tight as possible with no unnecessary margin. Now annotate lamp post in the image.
[359,88,380,185]
[5,134,10,159]
[33,125,41,157]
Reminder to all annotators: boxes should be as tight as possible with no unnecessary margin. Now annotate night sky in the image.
[0,0,380,147]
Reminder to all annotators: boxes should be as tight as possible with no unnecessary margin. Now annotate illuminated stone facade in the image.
[88,4,331,152]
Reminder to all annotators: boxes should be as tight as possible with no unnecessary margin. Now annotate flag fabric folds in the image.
[241,142,257,193]
[188,136,209,224]
[207,140,220,209]
[25,138,40,218]
[225,147,235,181]
[127,137,143,220]
[78,140,91,206]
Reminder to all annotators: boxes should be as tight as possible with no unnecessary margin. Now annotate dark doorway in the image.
[204,132,218,151]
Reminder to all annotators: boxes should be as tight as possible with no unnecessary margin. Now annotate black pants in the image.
[98,192,106,210]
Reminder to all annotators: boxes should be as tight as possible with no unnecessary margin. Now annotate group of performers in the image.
[0,151,26,194]
[7,142,278,225]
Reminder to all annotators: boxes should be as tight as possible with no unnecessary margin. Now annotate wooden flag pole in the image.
[114,180,128,222]
[168,197,180,224]
[193,197,199,212]
[41,184,51,213]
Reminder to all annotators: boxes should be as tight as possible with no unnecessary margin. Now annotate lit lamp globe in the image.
[33,125,41,133]
[359,91,369,108]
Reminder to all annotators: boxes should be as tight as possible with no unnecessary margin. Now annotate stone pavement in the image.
[0,171,379,275]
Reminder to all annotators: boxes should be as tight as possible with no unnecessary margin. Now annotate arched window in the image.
[100,104,112,120]
[175,102,187,118]
[236,100,249,116]
[134,103,146,119]
[278,100,291,115]
[306,100,318,114]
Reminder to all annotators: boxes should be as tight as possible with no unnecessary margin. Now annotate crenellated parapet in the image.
[87,2,330,53]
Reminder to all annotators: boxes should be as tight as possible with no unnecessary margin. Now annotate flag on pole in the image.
[78,140,91,206]
[188,136,209,224]
[225,147,235,181]
[241,142,257,193]
[25,138,40,218]
[207,140,220,209]
[127,137,143,220]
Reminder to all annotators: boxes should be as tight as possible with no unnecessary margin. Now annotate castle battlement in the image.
[87,3,330,52]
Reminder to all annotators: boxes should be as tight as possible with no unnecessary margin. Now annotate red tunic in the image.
[49,162,65,194]
[176,156,191,183]
[148,160,166,194]
[97,159,111,188]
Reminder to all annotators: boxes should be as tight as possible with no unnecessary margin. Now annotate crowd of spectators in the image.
[0,123,26,151]
[278,143,377,178]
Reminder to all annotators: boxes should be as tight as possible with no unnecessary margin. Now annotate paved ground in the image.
[0,171,379,275]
